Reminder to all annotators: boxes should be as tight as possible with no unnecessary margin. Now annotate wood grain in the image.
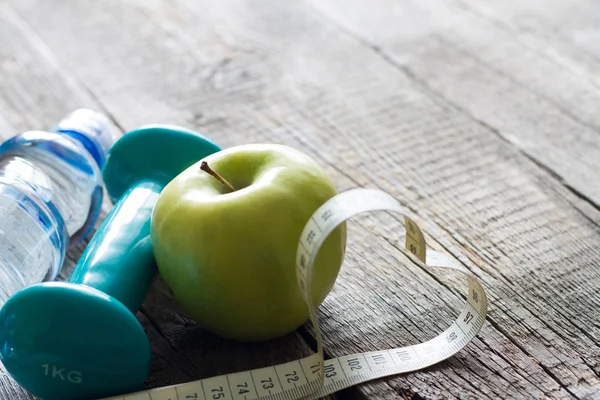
[1,0,600,399]
[0,112,15,137]
[304,0,600,209]
[459,0,600,78]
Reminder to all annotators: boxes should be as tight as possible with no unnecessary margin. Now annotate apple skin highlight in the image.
[150,144,347,342]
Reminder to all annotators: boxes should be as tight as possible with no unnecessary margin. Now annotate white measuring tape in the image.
[105,188,487,400]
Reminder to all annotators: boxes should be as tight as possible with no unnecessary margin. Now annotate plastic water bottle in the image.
[0,109,116,303]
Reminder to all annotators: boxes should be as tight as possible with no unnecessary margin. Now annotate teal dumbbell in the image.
[0,125,221,400]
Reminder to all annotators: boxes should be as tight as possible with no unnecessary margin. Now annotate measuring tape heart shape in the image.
[106,188,488,400]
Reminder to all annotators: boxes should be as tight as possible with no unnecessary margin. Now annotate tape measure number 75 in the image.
[106,188,487,400]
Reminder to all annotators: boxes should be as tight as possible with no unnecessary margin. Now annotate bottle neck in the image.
[51,109,117,170]
[59,130,105,170]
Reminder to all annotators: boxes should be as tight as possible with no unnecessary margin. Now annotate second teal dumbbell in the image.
[0,125,221,400]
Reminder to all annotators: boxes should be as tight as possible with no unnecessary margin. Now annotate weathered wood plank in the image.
[234,89,600,398]
[305,0,600,210]
[0,5,99,130]
[458,0,600,77]
[0,113,15,137]
[0,365,33,400]
[286,6,600,394]
[8,1,600,399]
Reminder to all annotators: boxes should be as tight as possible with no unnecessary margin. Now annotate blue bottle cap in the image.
[51,109,117,169]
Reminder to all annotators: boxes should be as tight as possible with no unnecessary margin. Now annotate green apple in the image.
[150,144,346,342]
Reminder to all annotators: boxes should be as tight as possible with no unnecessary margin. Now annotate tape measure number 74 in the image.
[106,188,487,400]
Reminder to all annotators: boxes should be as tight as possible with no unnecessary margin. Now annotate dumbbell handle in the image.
[69,179,162,312]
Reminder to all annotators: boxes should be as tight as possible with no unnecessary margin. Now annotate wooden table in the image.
[1,0,599,398]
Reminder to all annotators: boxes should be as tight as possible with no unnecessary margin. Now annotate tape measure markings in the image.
[105,188,487,400]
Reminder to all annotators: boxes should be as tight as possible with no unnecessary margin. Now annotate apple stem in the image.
[200,161,236,192]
